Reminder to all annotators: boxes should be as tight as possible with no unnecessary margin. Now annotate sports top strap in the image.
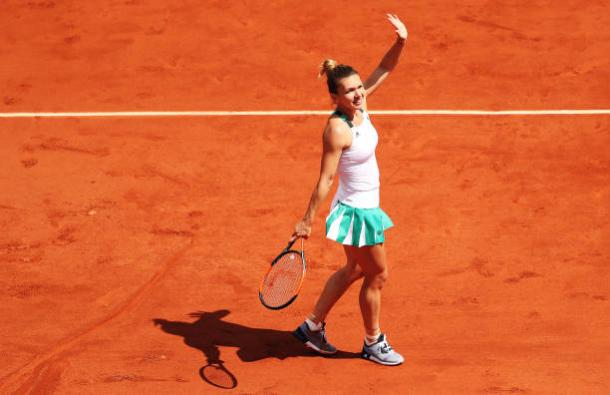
[333,108,364,128]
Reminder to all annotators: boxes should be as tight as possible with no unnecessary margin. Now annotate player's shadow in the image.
[153,310,359,388]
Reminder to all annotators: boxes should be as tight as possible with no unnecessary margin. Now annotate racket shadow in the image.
[153,309,360,388]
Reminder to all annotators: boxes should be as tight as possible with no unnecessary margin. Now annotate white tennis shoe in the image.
[361,333,404,366]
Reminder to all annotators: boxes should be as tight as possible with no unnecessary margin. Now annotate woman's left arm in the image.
[364,14,408,97]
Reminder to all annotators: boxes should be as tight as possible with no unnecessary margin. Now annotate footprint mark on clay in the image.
[53,227,77,246]
[452,296,479,306]
[21,158,38,168]
[146,26,166,35]
[527,311,541,319]
[8,283,44,299]
[436,257,495,278]
[3,96,21,105]
[27,1,56,9]
[64,35,81,44]
[471,257,494,278]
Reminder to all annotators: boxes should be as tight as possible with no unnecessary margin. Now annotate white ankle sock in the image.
[365,333,381,346]
[305,318,322,331]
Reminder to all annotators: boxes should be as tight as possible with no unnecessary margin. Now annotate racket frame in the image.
[258,239,306,310]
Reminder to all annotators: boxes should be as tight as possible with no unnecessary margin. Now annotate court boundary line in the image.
[1,109,610,118]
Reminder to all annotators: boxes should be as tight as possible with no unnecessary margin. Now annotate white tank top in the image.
[331,110,380,209]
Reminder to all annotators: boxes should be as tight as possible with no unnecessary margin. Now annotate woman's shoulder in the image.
[324,116,352,148]
[326,115,352,134]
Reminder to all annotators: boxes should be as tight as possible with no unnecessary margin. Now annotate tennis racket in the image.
[259,238,306,310]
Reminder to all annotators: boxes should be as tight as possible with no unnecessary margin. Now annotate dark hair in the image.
[318,59,359,94]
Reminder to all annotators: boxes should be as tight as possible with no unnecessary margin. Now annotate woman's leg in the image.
[356,243,388,337]
[294,245,363,354]
[309,245,364,323]
[356,242,404,365]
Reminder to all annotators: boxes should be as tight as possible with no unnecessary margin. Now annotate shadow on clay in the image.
[153,309,359,389]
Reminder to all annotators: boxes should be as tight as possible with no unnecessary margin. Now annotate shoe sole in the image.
[293,327,337,355]
[361,351,404,366]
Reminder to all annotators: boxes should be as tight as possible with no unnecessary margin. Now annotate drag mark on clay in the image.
[139,165,190,187]
[151,227,194,238]
[14,357,66,395]
[484,385,526,393]
[102,374,188,383]
[504,271,542,284]
[0,240,194,393]
[568,292,607,301]
[22,138,110,157]
[457,15,540,41]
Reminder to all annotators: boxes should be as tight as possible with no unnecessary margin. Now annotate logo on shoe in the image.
[379,343,391,354]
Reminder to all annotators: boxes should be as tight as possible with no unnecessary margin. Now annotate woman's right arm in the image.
[290,120,349,242]
[363,14,408,97]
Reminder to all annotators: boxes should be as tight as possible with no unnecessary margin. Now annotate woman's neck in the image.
[335,106,358,119]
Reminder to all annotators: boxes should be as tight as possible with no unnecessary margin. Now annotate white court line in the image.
[1,109,610,118]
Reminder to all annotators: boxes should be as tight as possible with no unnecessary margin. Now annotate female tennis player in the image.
[290,14,407,366]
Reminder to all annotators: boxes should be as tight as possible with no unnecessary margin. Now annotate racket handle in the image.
[285,238,297,251]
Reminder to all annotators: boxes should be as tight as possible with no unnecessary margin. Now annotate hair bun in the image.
[318,59,338,78]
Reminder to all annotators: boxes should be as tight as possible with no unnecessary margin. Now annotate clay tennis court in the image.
[1,1,609,393]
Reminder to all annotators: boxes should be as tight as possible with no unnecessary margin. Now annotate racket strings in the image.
[260,252,304,307]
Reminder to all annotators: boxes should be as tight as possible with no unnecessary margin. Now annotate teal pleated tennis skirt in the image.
[325,201,394,247]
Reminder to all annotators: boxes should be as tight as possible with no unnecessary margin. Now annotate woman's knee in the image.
[364,269,388,288]
[348,264,364,283]
[339,261,363,284]
[361,246,387,277]
[343,245,364,283]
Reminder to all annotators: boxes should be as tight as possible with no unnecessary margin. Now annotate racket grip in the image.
[285,238,297,251]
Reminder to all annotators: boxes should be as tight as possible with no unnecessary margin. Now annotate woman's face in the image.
[333,74,366,112]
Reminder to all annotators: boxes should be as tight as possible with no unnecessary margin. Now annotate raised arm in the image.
[364,14,408,97]
[290,120,350,242]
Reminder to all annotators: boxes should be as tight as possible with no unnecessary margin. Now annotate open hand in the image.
[387,14,408,41]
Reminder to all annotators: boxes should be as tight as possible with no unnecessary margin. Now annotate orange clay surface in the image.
[1,1,610,394]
